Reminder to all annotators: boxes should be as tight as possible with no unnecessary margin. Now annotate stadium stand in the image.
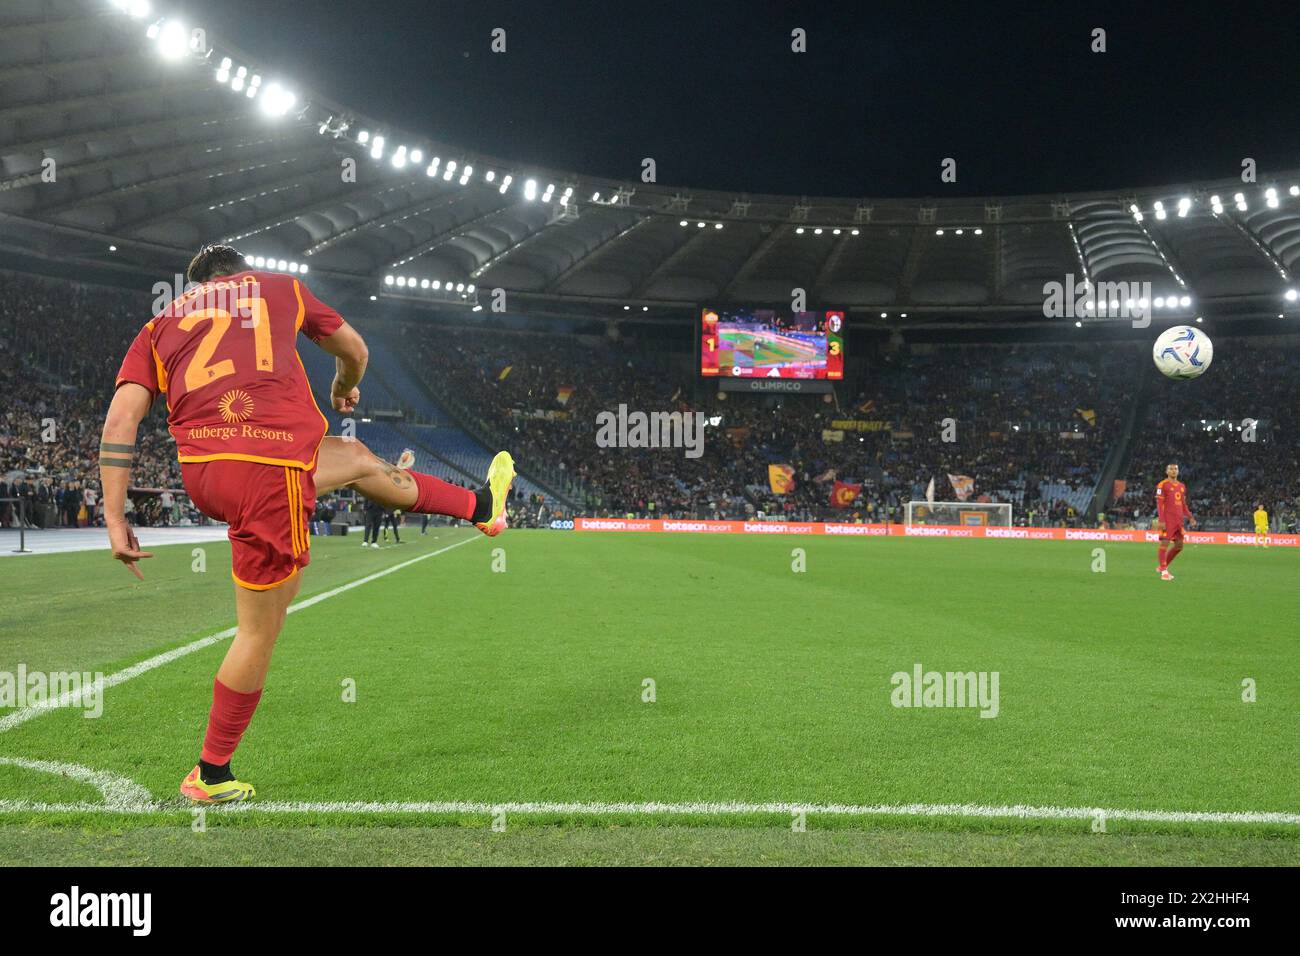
[4,267,1298,532]
[0,271,181,528]
[294,323,557,505]
[1119,337,1300,530]
[386,321,1141,523]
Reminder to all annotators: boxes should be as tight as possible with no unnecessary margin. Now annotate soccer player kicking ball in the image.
[98,244,515,803]
[1154,463,1195,581]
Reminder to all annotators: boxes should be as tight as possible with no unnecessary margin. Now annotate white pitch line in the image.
[0,798,1296,826]
[0,757,153,811]
[0,532,481,735]
[233,801,1300,825]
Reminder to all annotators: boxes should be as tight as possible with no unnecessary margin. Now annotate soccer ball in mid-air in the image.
[1152,325,1213,380]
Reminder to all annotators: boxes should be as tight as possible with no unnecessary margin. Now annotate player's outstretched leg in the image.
[474,451,515,536]
[181,574,302,803]
[315,437,513,536]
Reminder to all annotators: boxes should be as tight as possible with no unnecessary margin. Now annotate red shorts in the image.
[181,459,315,590]
[1160,524,1185,543]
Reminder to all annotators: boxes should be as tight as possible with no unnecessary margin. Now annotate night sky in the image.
[206,0,1298,197]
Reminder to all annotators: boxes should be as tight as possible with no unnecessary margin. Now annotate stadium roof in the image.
[2,0,1298,324]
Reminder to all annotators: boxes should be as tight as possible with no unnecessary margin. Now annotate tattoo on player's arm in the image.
[100,442,135,468]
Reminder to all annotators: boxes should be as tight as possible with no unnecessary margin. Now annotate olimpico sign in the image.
[717,378,834,394]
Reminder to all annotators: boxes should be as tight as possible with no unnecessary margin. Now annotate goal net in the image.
[905,501,1012,528]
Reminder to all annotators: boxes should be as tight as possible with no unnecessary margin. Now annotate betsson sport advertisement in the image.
[700,307,844,380]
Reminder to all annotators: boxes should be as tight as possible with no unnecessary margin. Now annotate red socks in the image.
[411,470,475,520]
[200,678,263,765]
[1165,543,1183,567]
[1157,542,1168,570]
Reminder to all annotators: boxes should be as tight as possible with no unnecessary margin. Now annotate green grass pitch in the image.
[1,528,1297,865]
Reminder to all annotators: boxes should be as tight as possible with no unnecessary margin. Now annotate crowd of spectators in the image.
[394,322,1138,525]
[0,271,182,528]
[1119,337,1300,531]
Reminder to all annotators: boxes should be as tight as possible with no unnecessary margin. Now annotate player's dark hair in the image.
[187,244,247,283]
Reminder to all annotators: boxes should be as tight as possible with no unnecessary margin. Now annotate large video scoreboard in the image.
[700,307,844,380]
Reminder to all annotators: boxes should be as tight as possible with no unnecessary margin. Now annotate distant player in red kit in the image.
[1154,462,1196,581]
[99,244,516,802]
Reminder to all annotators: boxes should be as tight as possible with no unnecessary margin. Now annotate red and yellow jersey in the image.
[115,271,342,469]
[1154,478,1193,526]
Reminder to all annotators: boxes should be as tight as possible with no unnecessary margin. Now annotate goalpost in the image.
[905,500,1012,528]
